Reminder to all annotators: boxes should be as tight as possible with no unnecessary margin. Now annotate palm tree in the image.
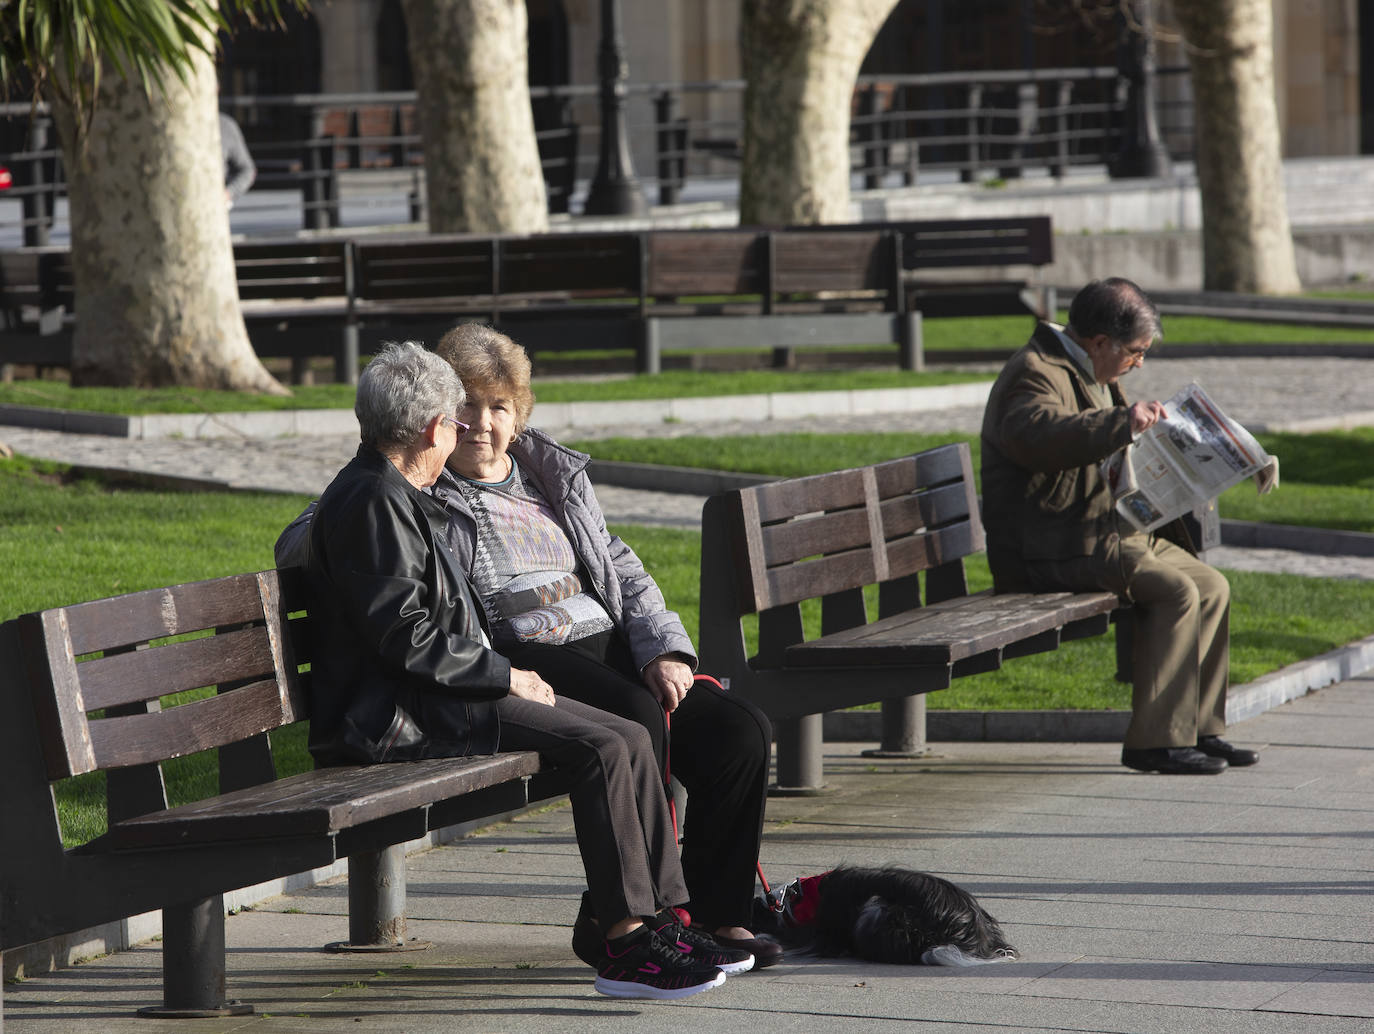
[0,1,305,392]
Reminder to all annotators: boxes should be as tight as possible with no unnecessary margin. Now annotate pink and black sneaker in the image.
[650,909,755,974]
[593,925,725,1000]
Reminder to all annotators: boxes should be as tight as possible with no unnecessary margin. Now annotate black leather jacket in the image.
[303,446,510,766]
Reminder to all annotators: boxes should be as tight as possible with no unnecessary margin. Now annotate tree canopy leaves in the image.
[0,0,302,110]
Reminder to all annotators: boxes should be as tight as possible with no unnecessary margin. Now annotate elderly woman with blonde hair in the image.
[428,324,779,971]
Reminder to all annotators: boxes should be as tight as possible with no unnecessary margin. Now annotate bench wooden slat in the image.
[647,231,765,296]
[772,232,891,295]
[88,676,296,771]
[106,753,543,848]
[499,234,640,295]
[77,624,276,712]
[56,573,271,657]
[782,589,1120,667]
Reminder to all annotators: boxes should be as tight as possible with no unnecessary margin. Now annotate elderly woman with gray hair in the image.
[297,341,735,1000]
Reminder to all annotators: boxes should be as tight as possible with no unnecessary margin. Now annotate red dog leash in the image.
[665,673,775,902]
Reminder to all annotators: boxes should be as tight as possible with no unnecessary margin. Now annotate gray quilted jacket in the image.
[432,428,697,673]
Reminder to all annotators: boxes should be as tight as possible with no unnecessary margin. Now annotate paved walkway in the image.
[6,670,1374,1033]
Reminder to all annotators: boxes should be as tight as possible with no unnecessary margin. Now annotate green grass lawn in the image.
[571,428,1374,534]
[6,441,1371,846]
[5,313,1374,416]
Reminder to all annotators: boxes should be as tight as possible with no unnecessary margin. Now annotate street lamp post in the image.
[1110,0,1173,179]
[583,0,646,216]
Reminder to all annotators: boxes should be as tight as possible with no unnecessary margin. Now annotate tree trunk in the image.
[400,0,547,234]
[738,0,898,226]
[49,43,287,393]
[1170,0,1300,293]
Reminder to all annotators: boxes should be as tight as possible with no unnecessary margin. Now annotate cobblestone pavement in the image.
[2,357,1372,579]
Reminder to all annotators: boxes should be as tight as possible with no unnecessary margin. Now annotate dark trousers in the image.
[494,693,688,930]
[504,632,773,930]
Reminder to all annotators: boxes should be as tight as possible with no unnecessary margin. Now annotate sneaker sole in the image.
[594,969,726,1000]
[715,955,754,975]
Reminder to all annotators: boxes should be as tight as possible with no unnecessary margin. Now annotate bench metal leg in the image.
[863,696,929,757]
[137,894,252,1018]
[898,312,924,371]
[1115,610,1135,683]
[640,319,662,375]
[327,845,430,953]
[338,323,360,386]
[771,714,828,796]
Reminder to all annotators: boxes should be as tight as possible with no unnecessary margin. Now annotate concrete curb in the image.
[0,382,994,441]
[821,631,1374,743]
[0,403,362,440]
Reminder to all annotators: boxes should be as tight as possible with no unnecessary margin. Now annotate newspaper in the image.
[1101,382,1279,534]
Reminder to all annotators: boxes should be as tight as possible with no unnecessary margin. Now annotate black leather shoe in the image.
[1197,735,1259,767]
[571,891,605,968]
[1121,746,1227,775]
[703,930,784,969]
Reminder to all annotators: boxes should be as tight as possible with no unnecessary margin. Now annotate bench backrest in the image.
[896,217,1052,270]
[234,240,354,301]
[787,216,1053,270]
[646,228,898,306]
[17,569,310,783]
[352,232,643,308]
[0,247,74,319]
[353,236,497,302]
[719,442,984,617]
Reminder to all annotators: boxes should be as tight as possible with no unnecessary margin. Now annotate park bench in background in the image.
[1147,289,1374,329]
[0,215,1055,385]
[0,241,357,385]
[696,442,1122,793]
[0,568,562,1020]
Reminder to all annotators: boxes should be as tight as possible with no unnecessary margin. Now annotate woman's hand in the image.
[642,655,694,713]
[509,667,557,707]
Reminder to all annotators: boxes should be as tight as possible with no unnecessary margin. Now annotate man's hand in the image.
[1129,400,1167,434]
[509,667,556,707]
[642,655,694,713]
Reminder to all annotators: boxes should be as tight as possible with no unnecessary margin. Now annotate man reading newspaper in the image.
[980,277,1263,775]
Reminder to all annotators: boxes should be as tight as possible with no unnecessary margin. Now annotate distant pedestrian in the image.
[220,113,256,208]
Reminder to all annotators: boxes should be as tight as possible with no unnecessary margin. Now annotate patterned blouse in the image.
[451,459,614,646]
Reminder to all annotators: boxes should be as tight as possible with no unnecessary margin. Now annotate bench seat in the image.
[1,568,560,1018]
[698,442,1124,791]
[781,588,1119,669]
[101,752,545,851]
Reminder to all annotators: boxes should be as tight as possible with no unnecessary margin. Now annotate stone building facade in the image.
[218,1,1367,160]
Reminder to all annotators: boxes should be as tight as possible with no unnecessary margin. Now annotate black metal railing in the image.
[0,66,1193,241]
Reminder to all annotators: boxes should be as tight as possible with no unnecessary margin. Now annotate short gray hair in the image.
[355,341,465,450]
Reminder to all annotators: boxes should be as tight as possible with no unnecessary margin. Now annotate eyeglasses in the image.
[1116,343,1149,366]
[441,415,469,435]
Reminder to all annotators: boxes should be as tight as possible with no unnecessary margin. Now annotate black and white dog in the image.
[752,865,1018,966]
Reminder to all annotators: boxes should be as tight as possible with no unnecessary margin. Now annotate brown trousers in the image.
[1029,536,1230,750]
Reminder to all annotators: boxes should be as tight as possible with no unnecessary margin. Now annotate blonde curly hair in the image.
[433,323,536,435]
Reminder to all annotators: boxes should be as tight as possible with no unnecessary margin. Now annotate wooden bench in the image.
[0,215,1053,384]
[696,442,1121,794]
[797,216,1057,321]
[0,246,73,380]
[0,241,357,385]
[0,568,562,1019]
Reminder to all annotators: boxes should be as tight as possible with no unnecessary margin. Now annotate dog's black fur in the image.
[753,865,1018,965]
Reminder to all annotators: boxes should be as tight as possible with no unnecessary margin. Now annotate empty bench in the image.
[0,568,563,1019]
[0,241,357,385]
[696,442,1121,793]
